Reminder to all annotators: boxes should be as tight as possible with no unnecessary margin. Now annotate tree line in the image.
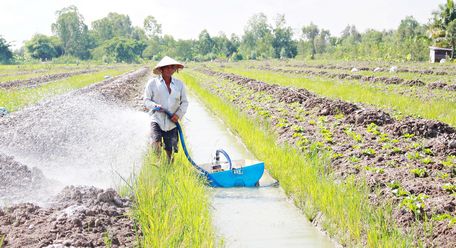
[0,1,455,64]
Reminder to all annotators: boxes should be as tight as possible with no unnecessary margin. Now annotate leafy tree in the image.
[144,16,162,38]
[25,34,63,61]
[447,19,456,53]
[212,33,228,57]
[229,34,241,55]
[429,0,456,47]
[101,37,146,63]
[240,13,274,59]
[397,16,423,41]
[52,6,91,59]
[272,14,297,58]
[174,39,195,61]
[91,13,133,43]
[197,29,215,55]
[314,29,331,54]
[142,38,162,60]
[340,25,362,43]
[131,26,148,41]
[301,23,319,59]
[0,36,13,64]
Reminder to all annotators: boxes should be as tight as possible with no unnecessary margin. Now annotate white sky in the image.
[0,0,444,49]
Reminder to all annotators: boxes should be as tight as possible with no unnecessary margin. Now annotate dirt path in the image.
[0,67,149,247]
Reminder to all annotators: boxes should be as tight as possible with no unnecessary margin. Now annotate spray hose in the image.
[155,107,233,175]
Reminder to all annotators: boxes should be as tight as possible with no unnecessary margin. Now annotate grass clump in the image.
[133,151,216,247]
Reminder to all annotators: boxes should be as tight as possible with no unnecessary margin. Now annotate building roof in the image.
[429,46,453,51]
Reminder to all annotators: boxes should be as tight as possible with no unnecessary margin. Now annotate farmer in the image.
[144,56,188,161]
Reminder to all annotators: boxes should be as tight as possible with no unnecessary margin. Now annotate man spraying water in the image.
[143,56,189,162]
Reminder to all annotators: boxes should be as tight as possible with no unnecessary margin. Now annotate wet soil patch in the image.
[0,153,55,205]
[0,186,138,247]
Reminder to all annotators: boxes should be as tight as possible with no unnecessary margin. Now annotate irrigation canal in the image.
[183,93,334,247]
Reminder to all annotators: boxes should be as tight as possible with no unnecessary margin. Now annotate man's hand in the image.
[153,105,163,112]
[171,114,179,123]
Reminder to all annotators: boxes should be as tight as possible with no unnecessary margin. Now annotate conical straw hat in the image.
[153,56,184,75]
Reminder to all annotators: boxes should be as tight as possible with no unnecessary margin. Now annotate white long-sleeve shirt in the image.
[143,75,189,131]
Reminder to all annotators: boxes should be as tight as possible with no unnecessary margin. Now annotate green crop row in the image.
[178,70,415,247]
[215,66,456,127]
[133,151,216,247]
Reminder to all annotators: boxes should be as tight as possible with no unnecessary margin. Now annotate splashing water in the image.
[0,88,150,205]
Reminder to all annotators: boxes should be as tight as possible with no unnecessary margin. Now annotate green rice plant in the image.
[352,144,362,150]
[387,181,410,197]
[332,153,343,159]
[385,160,399,168]
[365,166,384,174]
[367,123,381,136]
[420,157,434,165]
[400,194,429,219]
[431,213,456,226]
[134,151,215,247]
[391,147,403,154]
[103,231,113,248]
[180,70,413,247]
[437,172,449,179]
[442,183,456,194]
[403,133,416,139]
[442,155,456,168]
[344,127,363,143]
[410,168,428,178]
[296,136,310,150]
[0,68,134,112]
[423,148,433,155]
[362,148,377,157]
[318,116,328,123]
[382,143,393,150]
[407,151,422,160]
[275,118,289,128]
[217,67,456,128]
[351,154,363,163]
[292,124,305,133]
[378,133,390,143]
[319,126,334,143]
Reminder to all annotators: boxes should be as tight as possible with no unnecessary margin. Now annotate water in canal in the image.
[182,93,334,247]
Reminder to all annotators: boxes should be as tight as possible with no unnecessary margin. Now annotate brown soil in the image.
[0,186,137,247]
